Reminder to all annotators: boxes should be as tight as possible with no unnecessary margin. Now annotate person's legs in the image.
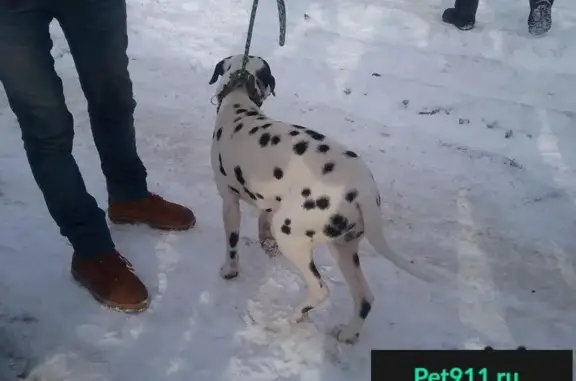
[442,0,479,30]
[0,2,148,312]
[55,0,147,202]
[55,0,196,230]
[528,0,553,35]
[0,3,114,257]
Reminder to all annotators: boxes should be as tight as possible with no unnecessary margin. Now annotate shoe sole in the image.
[528,2,552,35]
[108,217,195,231]
[71,269,149,313]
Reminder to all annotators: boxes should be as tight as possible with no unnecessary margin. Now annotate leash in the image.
[233,0,287,82]
[212,0,286,107]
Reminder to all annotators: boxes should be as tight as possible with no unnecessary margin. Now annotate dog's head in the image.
[208,54,276,106]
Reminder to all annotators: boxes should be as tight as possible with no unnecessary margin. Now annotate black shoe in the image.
[442,8,475,31]
[528,1,552,35]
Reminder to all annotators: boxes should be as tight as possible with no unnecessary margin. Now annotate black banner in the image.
[371,349,573,381]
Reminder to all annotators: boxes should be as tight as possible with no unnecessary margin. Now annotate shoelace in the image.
[98,252,135,281]
[116,253,134,271]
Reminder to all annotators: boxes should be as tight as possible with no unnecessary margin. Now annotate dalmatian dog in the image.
[208,54,433,343]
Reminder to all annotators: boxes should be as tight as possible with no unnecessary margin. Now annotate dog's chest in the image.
[211,117,304,204]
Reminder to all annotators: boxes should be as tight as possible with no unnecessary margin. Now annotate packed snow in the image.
[1,0,576,379]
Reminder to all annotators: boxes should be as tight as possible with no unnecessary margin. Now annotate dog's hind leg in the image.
[258,210,279,257]
[219,192,241,279]
[327,237,374,344]
[272,221,330,323]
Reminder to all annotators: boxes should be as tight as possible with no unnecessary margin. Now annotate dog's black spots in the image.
[293,140,309,155]
[301,306,313,314]
[322,162,335,175]
[233,103,241,108]
[323,213,349,237]
[245,110,259,116]
[301,188,311,197]
[305,230,315,238]
[229,232,239,248]
[265,208,272,212]
[256,116,266,120]
[284,218,291,226]
[376,193,381,206]
[273,167,283,179]
[271,135,281,145]
[234,166,245,185]
[216,127,223,140]
[305,129,325,141]
[249,127,260,135]
[355,231,364,239]
[344,150,358,158]
[243,187,257,200]
[223,272,237,280]
[343,231,357,242]
[236,108,247,114]
[218,154,227,176]
[359,299,371,320]
[229,250,237,260]
[317,144,330,153]
[293,124,306,130]
[256,193,264,199]
[309,261,321,279]
[260,123,272,129]
[259,133,271,147]
[315,196,330,210]
[345,190,358,203]
[233,116,242,123]
[332,214,349,230]
[302,199,316,210]
[281,224,291,234]
[289,130,300,136]
[234,123,243,133]
[352,253,360,267]
[323,225,341,237]
[275,196,282,202]
[228,186,240,194]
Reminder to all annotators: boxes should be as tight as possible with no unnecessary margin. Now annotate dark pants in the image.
[454,0,555,19]
[0,0,148,257]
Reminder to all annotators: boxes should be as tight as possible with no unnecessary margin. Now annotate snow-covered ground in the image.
[1,0,576,379]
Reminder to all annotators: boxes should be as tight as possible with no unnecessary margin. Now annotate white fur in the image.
[209,55,432,344]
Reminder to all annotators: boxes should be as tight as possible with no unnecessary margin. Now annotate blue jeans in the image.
[0,0,148,257]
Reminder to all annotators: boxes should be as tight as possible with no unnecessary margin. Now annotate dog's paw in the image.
[330,325,360,344]
[219,262,239,280]
[260,238,280,258]
[288,309,311,324]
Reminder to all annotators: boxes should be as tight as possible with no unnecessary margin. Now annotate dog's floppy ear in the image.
[209,59,225,85]
[258,60,276,96]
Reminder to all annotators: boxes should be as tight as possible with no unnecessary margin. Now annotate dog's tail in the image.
[358,188,436,283]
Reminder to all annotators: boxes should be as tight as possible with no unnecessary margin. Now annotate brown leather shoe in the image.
[71,251,149,312]
[108,193,196,230]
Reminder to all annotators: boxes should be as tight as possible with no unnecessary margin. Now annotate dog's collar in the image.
[213,69,264,112]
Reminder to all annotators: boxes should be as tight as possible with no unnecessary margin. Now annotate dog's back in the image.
[212,94,380,242]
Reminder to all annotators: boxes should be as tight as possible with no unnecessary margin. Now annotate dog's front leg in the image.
[258,210,279,257]
[220,193,241,279]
